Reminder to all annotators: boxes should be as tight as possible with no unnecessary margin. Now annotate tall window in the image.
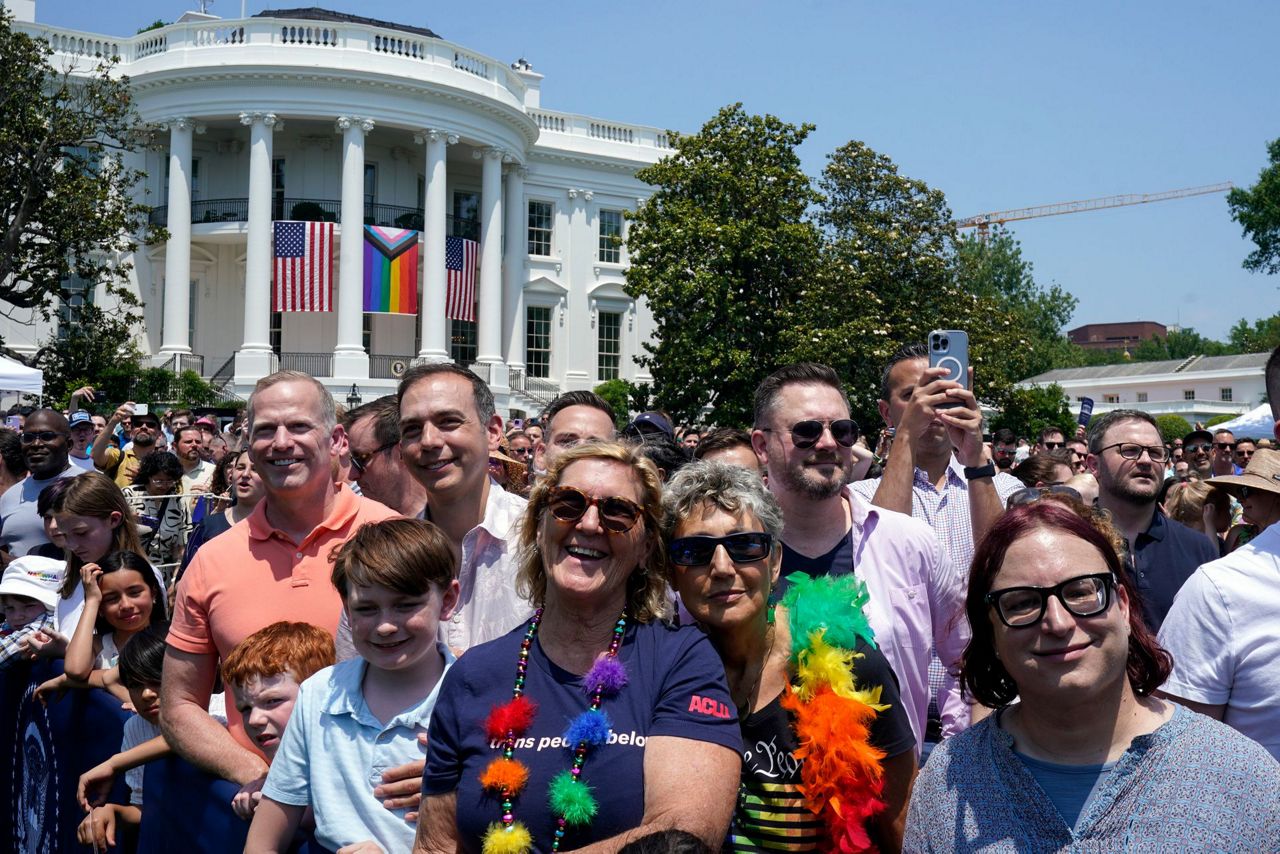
[1104,394,1119,404]
[450,319,477,365]
[272,158,286,219]
[598,210,623,263]
[526,306,552,378]
[598,311,621,380]
[57,274,94,338]
[528,200,553,256]
[364,164,377,208]
[363,314,373,353]
[453,191,479,239]
[189,279,199,351]
[1220,387,1233,402]
[270,312,283,355]
[163,157,202,201]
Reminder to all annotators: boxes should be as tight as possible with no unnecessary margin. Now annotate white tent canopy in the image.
[0,355,43,395]
[1213,403,1275,439]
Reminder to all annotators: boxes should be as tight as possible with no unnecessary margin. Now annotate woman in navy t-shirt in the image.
[419,443,741,853]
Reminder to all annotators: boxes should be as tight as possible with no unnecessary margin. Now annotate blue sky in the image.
[29,0,1280,341]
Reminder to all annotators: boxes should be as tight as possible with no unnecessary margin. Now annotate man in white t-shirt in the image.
[67,411,97,471]
[1158,348,1280,761]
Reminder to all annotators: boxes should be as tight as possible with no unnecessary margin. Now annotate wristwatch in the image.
[963,461,997,480]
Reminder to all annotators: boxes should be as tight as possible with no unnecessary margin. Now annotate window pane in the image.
[528,200,552,256]
[598,311,621,380]
[598,210,623,263]
[526,306,552,378]
[450,319,477,365]
[272,158,286,220]
[1220,387,1233,402]
[364,164,377,208]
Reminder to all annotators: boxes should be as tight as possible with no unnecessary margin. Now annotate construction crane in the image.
[955,182,1234,241]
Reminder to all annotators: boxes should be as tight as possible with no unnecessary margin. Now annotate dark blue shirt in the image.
[1124,510,1219,633]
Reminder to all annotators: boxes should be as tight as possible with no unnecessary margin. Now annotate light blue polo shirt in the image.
[261,646,455,852]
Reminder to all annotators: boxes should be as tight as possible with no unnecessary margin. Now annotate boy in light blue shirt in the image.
[247,519,460,854]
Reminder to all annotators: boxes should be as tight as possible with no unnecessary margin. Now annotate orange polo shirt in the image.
[169,483,398,752]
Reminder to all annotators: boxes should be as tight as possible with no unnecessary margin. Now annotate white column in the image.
[474,147,505,368]
[414,129,456,362]
[235,111,278,381]
[333,116,373,380]
[502,165,526,371]
[159,117,199,359]
[562,188,593,389]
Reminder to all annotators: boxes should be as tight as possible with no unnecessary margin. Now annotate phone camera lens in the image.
[940,336,949,348]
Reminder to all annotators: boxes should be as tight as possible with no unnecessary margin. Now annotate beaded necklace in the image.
[479,607,629,854]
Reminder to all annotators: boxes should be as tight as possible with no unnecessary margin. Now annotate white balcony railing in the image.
[528,109,674,151]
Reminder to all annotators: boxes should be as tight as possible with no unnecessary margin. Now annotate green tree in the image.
[625,104,822,426]
[989,384,1074,443]
[1226,313,1280,353]
[0,10,154,329]
[1127,327,1232,361]
[1154,414,1192,444]
[592,379,630,427]
[1227,138,1280,275]
[34,301,145,406]
[1204,413,1237,428]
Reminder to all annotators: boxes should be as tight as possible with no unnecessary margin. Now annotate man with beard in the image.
[990,427,1018,471]
[751,363,968,753]
[92,403,161,487]
[0,410,79,559]
[1182,428,1215,478]
[1087,409,1218,633]
[173,425,215,494]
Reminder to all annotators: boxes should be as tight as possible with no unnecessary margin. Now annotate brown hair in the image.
[330,517,456,600]
[54,471,144,598]
[1163,479,1230,529]
[517,441,670,623]
[221,621,336,688]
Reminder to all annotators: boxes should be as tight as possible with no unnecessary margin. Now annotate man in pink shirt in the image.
[161,372,397,797]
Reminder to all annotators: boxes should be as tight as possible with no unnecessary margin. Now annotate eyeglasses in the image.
[1006,485,1083,509]
[20,431,68,444]
[763,419,859,449]
[1214,442,1236,450]
[1096,442,1168,462]
[509,446,532,458]
[349,441,396,474]
[1041,441,1065,449]
[545,486,644,533]
[986,573,1115,628]
[669,532,773,567]
[1184,443,1212,454]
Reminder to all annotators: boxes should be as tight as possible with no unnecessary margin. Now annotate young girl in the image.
[245,518,460,854]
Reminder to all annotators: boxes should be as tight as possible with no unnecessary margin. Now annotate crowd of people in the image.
[1,341,1279,853]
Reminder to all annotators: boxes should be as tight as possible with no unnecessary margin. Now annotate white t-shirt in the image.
[69,454,96,471]
[1157,522,1280,761]
[121,714,163,806]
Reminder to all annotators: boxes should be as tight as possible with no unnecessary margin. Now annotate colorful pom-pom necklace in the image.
[479,607,629,854]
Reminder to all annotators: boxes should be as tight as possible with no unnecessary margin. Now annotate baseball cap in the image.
[623,412,674,440]
[69,411,93,428]
[0,556,66,611]
[1182,429,1214,447]
[195,416,217,428]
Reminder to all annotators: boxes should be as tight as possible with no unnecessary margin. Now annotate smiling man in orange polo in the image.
[161,371,397,794]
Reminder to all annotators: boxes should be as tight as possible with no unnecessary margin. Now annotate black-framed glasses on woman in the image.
[1095,442,1168,462]
[985,573,1115,628]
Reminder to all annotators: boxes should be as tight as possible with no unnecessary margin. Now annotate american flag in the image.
[445,235,478,322]
[273,220,334,312]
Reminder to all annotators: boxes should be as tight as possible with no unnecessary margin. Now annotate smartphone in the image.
[1077,397,1094,428]
[4,415,20,430]
[133,403,149,416]
[928,329,970,408]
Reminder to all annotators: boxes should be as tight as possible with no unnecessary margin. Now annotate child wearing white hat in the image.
[0,555,65,669]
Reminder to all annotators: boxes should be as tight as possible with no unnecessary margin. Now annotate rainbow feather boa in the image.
[779,573,889,854]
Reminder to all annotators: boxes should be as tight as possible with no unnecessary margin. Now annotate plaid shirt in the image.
[0,611,52,670]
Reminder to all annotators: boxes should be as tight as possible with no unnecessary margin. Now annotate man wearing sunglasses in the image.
[1182,428,1215,478]
[341,396,426,516]
[1086,409,1218,633]
[1034,426,1067,457]
[750,362,968,753]
[0,409,79,561]
[1211,429,1241,476]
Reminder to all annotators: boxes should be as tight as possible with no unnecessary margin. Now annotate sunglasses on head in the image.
[545,486,643,533]
[669,532,773,567]
[1006,485,1083,509]
[764,418,859,449]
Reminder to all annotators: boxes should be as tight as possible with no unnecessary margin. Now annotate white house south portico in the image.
[9,5,668,414]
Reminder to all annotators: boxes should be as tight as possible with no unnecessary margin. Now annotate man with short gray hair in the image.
[1086,408,1218,632]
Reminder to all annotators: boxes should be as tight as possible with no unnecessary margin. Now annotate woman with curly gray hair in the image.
[419,442,741,854]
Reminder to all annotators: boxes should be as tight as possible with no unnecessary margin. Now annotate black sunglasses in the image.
[669,532,773,567]
[1184,442,1212,454]
[986,573,1115,628]
[20,431,68,444]
[350,441,397,474]
[1041,441,1065,449]
[763,419,859,449]
[1214,442,1236,450]
[546,486,643,533]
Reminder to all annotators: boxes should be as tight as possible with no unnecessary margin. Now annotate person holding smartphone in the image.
[92,403,162,487]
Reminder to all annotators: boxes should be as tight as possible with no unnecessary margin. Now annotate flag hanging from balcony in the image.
[362,225,420,314]
[273,220,334,312]
[445,235,479,322]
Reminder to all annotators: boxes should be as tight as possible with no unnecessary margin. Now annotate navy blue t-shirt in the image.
[424,618,742,853]
[1124,510,1219,633]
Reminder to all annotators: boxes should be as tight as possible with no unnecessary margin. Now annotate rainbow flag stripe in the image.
[362,225,420,314]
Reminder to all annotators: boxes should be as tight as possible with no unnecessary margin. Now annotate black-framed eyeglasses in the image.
[986,573,1115,628]
[669,532,773,567]
[763,418,859,449]
[20,431,68,445]
[1096,442,1168,462]
[545,486,643,533]
[509,446,532,458]
[1006,485,1082,509]
[349,441,396,474]
[1184,442,1212,454]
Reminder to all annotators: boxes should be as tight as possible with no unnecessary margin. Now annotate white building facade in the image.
[1019,352,1269,424]
[8,6,669,415]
